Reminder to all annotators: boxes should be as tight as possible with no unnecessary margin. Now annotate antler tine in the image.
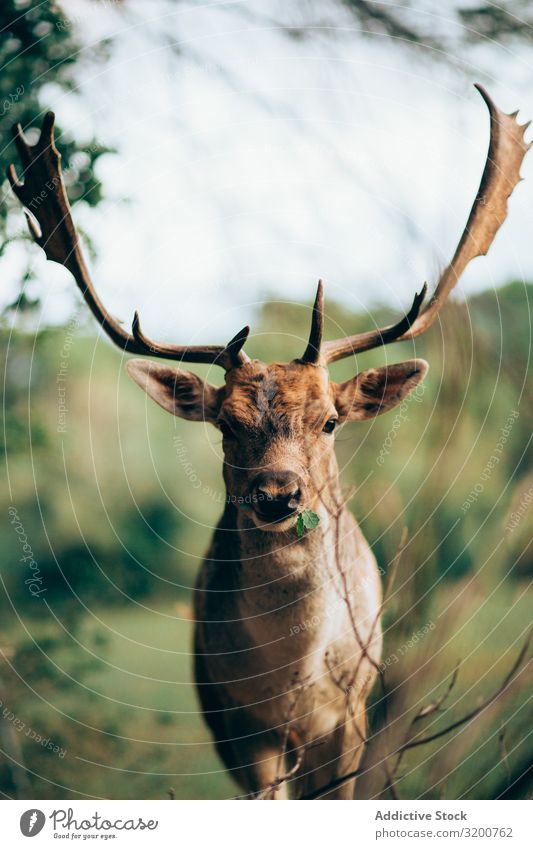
[130,312,248,368]
[322,85,531,364]
[7,111,246,369]
[300,279,324,364]
[224,325,251,366]
[322,283,427,364]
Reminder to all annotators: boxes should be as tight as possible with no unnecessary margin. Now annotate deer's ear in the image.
[126,359,222,423]
[334,359,428,421]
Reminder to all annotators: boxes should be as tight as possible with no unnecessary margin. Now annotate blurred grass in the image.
[0,600,236,799]
[0,281,531,798]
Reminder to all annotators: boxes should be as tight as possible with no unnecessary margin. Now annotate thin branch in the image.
[498,724,511,788]
[254,675,310,800]
[382,661,460,797]
[303,633,531,801]
[414,661,461,722]
[399,634,531,753]
[302,765,364,800]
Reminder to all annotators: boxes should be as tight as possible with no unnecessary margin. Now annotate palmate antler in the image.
[301,85,531,365]
[7,112,249,370]
[8,86,530,370]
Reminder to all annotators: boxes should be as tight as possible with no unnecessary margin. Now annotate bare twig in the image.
[498,725,511,788]
[381,661,460,797]
[255,675,310,800]
[398,634,530,753]
[305,633,531,801]
[414,662,461,722]
[0,668,32,800]
[302,765,364,800]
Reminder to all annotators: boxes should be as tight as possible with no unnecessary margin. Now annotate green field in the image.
[1,583,530,799]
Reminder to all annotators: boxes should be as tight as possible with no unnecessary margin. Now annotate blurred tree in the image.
[0,0,113,311]
[341,0,532,46]
[2,0,532,318]
[458,2,533,42]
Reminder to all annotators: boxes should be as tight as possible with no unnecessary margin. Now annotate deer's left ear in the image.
[334,359,429,421]
[126,359,222,423]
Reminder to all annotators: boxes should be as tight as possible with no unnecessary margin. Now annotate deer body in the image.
[195,491,383,798]
[8,86,529,799]
[171,357,393,798]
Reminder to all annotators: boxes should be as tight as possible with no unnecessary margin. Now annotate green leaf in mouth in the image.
[296,509,320,537]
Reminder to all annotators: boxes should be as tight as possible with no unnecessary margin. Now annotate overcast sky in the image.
[3,0,533,345]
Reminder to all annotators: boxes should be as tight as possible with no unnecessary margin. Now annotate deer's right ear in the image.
[126,359,222,423]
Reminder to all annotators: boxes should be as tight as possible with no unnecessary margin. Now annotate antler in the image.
[7,112,249,369]
[303,85,531,366]
[300,278,324,364]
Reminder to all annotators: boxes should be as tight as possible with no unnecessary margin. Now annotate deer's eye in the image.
[218,420,235,440]
[323,418,337,434]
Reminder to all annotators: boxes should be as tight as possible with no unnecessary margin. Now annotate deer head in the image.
[7,86,530,531]
[125,294,428,530]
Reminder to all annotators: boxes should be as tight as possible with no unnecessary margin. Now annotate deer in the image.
[7,85,529,799]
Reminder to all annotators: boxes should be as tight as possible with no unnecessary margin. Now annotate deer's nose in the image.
[250,471,302,523]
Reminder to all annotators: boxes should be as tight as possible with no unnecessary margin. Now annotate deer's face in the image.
[128,355,427,532]
[218,360,336,530]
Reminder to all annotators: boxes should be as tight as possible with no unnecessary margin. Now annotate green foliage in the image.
[1,328,188,613]
[296,509,320,537]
